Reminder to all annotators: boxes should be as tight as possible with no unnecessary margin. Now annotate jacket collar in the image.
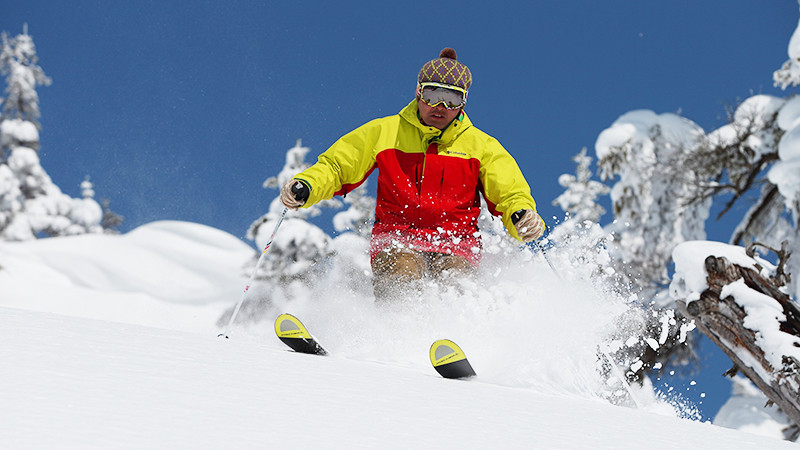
[399,99,471,145]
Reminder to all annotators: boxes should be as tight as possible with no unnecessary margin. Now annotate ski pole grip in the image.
[291,180,310,203]
[511,209,526,225]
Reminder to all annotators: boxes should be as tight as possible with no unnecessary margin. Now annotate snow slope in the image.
[0,221,795,448]
[2,306,794,449]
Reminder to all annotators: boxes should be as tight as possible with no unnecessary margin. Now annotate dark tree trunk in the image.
[675,255,800,434]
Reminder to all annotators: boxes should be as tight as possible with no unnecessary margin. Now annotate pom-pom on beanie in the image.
[418,47,472,91]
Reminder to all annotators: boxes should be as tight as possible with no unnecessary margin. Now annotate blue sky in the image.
[3,1,799,421]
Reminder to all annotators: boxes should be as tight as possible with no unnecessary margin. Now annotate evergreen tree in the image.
[559,6,800,394]
[261,138,341,221]
[552,147,609,224]
[222,140,378,325]
[247,140,336,285]
[0,25,50,131]
[678,94,798,299]
[0,27,103,240]
[596,110,711,301]
[549,148,613,283]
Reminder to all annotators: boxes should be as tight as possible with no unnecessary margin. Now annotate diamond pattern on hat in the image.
[418,58,472,91]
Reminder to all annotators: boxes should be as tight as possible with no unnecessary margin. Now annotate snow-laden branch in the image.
[671,241,800,435]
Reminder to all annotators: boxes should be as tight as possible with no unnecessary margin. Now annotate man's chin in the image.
[423,118,446,129]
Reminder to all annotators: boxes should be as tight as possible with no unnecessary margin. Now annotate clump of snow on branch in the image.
[774,1,800,90]
[670,241,774,302]
[771,96,800,209]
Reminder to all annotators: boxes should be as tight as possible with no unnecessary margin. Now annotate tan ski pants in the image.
[371,246,474,302]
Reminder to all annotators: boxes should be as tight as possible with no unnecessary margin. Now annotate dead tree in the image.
[675,248,800,435]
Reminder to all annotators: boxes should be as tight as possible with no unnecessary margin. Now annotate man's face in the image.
[417,99,461,130]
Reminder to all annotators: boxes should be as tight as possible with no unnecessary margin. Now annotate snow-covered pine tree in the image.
[65,177,103,235]
[0,25,50,130]
[583,4,800,413]
[549,148,613,282]
[591,112,712,375]
[767,5,800,299]
[553,147,609,224]
[0,27,103,240]
[248,139,335,284]
[223,140,341,325]
[668,92,798,300]
[667,7,800,434]
[595,110,710,301]
[220,139,381,326]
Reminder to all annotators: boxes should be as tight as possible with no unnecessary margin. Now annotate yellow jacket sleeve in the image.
[293,119,383,206]
[478,137,542,240]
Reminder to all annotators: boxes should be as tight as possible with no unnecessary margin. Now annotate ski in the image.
[429,339,476,379]
[274,313,328,356]
[275,314,474,379]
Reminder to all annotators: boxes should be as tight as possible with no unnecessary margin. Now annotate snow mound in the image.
[0,220,255,331]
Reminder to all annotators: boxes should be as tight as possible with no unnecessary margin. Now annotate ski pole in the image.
[528,238,642,408]
[530,240,559,278]
[219,207,288,338]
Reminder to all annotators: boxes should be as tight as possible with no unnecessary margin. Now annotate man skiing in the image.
[280,48,544,301]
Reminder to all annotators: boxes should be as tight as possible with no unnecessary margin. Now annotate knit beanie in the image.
[418,48,472,91]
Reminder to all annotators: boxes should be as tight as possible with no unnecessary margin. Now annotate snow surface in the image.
[0,222,795,448]
[716,376,795,438]
[775,12,800,89]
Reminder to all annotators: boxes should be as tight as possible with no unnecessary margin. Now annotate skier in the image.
[280,48,544,301]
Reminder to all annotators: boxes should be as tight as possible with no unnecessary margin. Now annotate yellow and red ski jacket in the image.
[294,99,540,265]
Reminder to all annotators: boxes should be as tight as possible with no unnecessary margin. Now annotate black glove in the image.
[280,179,310,208]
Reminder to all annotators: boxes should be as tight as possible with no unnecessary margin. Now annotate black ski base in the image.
[434,358,476,379]
[275,313,328,355]
[278,336,328,356]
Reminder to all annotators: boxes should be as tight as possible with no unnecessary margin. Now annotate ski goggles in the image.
[417,82,468,110]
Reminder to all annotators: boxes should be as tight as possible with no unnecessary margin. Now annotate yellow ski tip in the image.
[430,339,476,379]
[274,313,313,340]
[430,339,467,367]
